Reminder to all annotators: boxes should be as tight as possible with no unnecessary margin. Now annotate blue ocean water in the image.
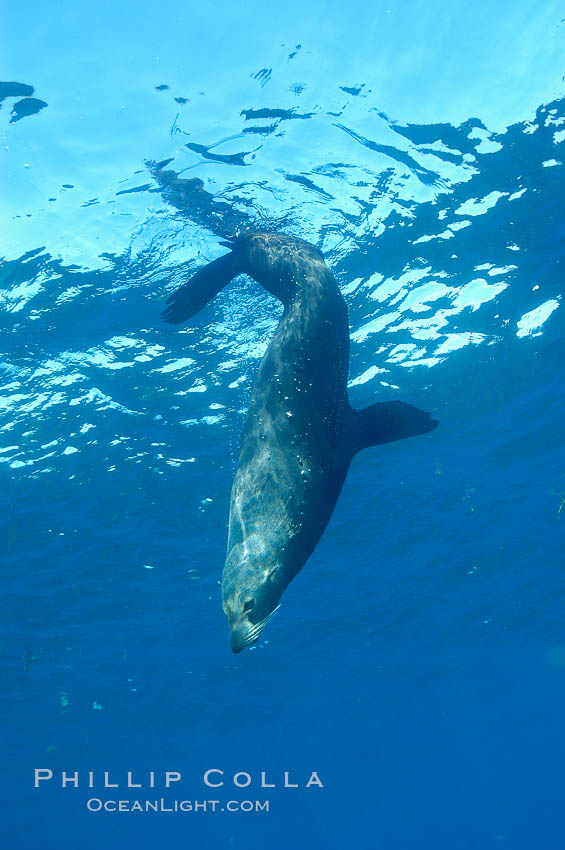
[2,1,565,847]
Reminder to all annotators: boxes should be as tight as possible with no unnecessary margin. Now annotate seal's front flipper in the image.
[353,400,438,453]
[162,251,244,324]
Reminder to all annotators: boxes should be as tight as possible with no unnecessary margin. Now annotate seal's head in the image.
[222,578,282,653]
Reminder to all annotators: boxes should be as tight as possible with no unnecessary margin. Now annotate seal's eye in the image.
[243,599,255,613]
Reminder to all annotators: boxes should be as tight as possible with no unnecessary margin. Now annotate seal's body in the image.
[163,233,437,652]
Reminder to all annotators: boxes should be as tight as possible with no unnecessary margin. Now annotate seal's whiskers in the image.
[245,605,281,644]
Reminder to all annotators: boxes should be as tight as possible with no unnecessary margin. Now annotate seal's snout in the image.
[225,600,281,653]
[230,628,250,654]
[230,637,244,654]
[229,622,260,654]
[224,596,258,653]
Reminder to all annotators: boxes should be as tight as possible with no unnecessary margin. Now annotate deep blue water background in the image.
[2,1,565,847]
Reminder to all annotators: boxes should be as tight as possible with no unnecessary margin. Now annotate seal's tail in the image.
[352,400,438,453]
[162,247,244,324]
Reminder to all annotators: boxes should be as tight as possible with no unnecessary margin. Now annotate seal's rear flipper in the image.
[162,251,244,324]
[353,400,438,453]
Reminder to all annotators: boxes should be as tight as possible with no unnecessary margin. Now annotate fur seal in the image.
[163,233,437,652]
